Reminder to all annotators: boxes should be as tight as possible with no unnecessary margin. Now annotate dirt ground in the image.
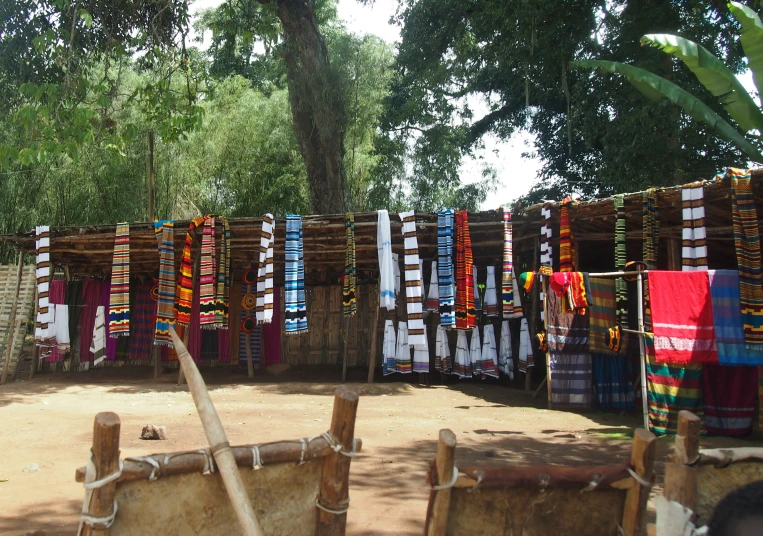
[1,369,760,535]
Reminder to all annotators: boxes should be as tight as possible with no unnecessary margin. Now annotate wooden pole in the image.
[367,284,380,383]
[81,412,121,536]
[664,411,701,511]
[1,253,24,384]
[169,327,264,536]
[147,130,155,223]
[636,269,649,430]
[425,429,457,536]
[525,237,540,392]
[178,241,202,385]
[621,428,657,536]
[29,286,39,380]
[317,386,360,536]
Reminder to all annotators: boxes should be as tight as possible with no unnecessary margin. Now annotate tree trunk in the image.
[276,0,345,214]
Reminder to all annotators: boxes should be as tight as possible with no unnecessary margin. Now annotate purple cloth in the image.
[80,279,104,364]
[262,286,282,366]
[46,281,67,362]
[130,284,156,360]
[101,282,117,360]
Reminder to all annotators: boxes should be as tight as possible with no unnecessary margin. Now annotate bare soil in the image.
[0,369,759,535]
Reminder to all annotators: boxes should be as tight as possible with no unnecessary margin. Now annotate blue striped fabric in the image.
[153,219,175,347]
[547,288,592,407]
[284,215,307,334]
[437,209,455,327]
[709,269,763,365]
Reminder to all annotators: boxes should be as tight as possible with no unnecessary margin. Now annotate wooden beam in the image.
[81,412,121,536]
[425,429,456,536]
[1,253,24,384]
[621,428,657,536]
[664,411,701,511]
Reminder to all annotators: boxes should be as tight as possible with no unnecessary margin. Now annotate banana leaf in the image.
[572,60,763,163]
[641,33,763,133]
[729,2,763,101]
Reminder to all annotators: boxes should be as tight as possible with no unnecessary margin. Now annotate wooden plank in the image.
[81,412,121,536]
[1,254,24,384]
[664,411,701,511]
[425,429,457,536]
[621,428,657,536]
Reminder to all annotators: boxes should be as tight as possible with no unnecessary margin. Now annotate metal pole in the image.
[636,269,649,430]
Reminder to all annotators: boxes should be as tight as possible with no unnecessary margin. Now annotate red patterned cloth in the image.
[454,211,476,330]
[559,197,576,272]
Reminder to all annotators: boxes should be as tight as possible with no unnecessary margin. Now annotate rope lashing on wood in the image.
[251,445,264,469]
[77,450,124,535]
[579,472,603,493]
[430,466,460,491]
[315,497,351,515]
[627,467,652,489]
[538,472,550,492]
[125,455,161,480]
[321,431,358,457]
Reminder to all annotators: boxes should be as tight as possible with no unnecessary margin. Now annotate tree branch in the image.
[466,104,516,145]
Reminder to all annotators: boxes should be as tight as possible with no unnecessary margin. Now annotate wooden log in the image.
[168,327,263,536]
[316,387,359,536]
[81,412,121,536]
[621,429,657,536]
[367,287,380,384]
[696,447,763,466]
[1,253,24,384]
[454,461,633,490]
[178,254,201,386]
[425,429,457,536]
[674,411,701,465]
[664,411,701,511]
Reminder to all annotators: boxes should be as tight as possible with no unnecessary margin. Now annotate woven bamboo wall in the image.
[0,264,36,380]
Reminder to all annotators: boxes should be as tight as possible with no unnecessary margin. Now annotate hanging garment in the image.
[437,209,455,327]
[53,304,70,353]
[154,220,176,347]
[592,353,635,410]
[646,353,703,435]
[35,225,52,345]
[681,183,708,271]
[419,260,427,317]
[187,275,202,362]
[46,280,66,363]
[507,273,523,318]
[708,270,763,365]
[261,287,282,366]
[547,289,592,408]
[394,322,411,374]
[643,189,660,270]
[435,325,451,372]
[66,280,82,345]
[484,266,498,317]
[108,222,130,336]
[413,325,429,373]
[540,202,553,267]
[566,272,589,313]
[393,253,401,297]
[473,265,482,315]
[285,215,308,334]
[498,320,513,379]
[130,284,156,360]
[703,363,757,436]
[469,326,482,377]
[199,216,217,328]
[256,214,275,324]
[426,260,440,312]
[343,213,357,316]
[90,306,106,365]
[613,196,628,326]
[650,271,718,364]
[79,279,104,364]
[102,281,128,361]
[400,211,426,346]
[452,330,472,378]
[454,211,476,330]
[559,197,576,272]
[502,210,514,317]
[382,319,397,376]
[480,324,499,379]
[588,276,617,355]
[238,284,261,367]
[377,210,396,310]
[215,217,231,328]
[518,318,533,372]
[176,216,206,325]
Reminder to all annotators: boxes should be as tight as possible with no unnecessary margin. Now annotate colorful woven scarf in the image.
[642,189,659,270]
[108,222,130,336]
[559,197,575,272]
[614,195,627,326]
[454,210,476,330]
[400,211,426,346]
[502,210,514,317]
[681,183,708,271]
[719,168,763,348]
[285,215,308,334]
[646,355,703,435]
[176,216,206,325]
[540,202,553,267]
[342,212,357,316]
[154,219,176,346]
[437,209,455,326]
[199,216,217,328]
[34,225,52,345]
[215,216,231,328]
[377,210,396,310]
[256,214,275,324]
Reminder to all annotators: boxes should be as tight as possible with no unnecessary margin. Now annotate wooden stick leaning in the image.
[168,327,264,536]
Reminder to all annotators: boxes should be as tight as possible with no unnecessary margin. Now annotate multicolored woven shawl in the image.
[34,225,52,346]
[681,183,708,271]
[400,211,426,346]
[256,214,275,324]
[559,197,575,272]
[153,220,176,346]
[646,354,703,435]
[588,276,616,355]
[547,289,592,408]
[642,189,659,270]
[343,212,357,316]
[176,216,206,325]
[454,210,476,330]
[614,195,628,326]
[199,216,217,328]
[502,210,514,317]
[215,217,231,328]
[107,222,130,336]
[708,270,763,365]
[437,209,455,326]
[285,215,308,334]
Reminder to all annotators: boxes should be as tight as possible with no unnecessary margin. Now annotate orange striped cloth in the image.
[455,210,476,330]
[559,197,576,272]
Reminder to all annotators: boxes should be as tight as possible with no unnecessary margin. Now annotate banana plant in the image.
[572,1,763,163]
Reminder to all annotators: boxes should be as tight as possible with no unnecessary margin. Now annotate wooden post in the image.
[2,253,24,384]
[367,284,380,383]
[178,246,202,385]
[621,428,657,536]
[317,386,359,536]
[425,429,456,536]
[664,411,701,511]
[81,412,121,536]
[666,238,681,271]
[29,286,39,380]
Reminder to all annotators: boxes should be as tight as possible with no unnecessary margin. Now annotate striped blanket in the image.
[708,270,763,365]
[614,196,627,325]
[199,216,217,328]
[400,211,426,346]
[256,214,275,324]
[559,197,575,272]
[215,217,231,327]
[343,213,357,316]
[438,209,455,326]
[153,220,176,347]
[592,353,634,409]
[454,210,476,330]
[285,215,308,334]
[547,289,592,407]
[502,210,514,317]
[642,189,659,270]
[681,183,708,271]
[35,225,52,346]
[176,216,206,325]
[108,222,130,336]
[646,351,703,435]
[588,276,616,355]
[703,363,756,436]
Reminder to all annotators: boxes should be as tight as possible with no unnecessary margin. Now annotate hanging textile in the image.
[53,304,70,353]
[703,363,757,436]
[46,281,65,362]
[614,195,628,326]
[413,325,429,373]
[437,209,455,326]
[215,217,231,328]
[154,220,176,347]
[720,168,763,348]
[79,279,104,364]
[382,319,397,376]
[454,210,476,330]
[508,274,523,318]
[642,189,659,269]
[90,306,106,365]
[681,183,708,271]
[708,270,763,365]
[285,215,308,334]
[452,330,472,378]
[547,289,592,408]
[469,326,482,377]
[400,211,426,346]
[559,197,575,272]
[646,354,703,435]
[498,320,513,379]
[518,318,533,372]
[502,210,514,317]
[107,222,130,337]
[473,265,482,315]
[130,284,156,360]
[435,325,451,372]
[484,266,498,316]
[187,275,202,362]
[377,210,396,311]
[393,253,401,297]
[256,214,275,324]
[343,213,357,316]
[419,260,427,316]
[566,272,589,314]
[238,284,261,367]
[35,225,52,346]
[592,353,635,410]
[66,280,82,343]
[426,261,440,311]
[199,216,217,328]
[261,287,282,366]
[650,271,718,364]
[540,202,553,267]
[176,216,206,325]
[394,322,411,374]
[480,324,499,379]
[588,276,617,355]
